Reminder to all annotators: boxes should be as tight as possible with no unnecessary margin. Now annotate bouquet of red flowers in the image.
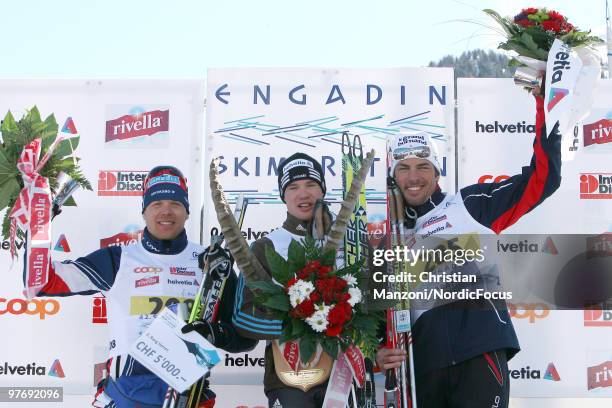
[484,8,603,65]
[248,235,381,363]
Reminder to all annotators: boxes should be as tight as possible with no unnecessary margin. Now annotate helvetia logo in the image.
[496,237,558,254]
[588,361,612,390]
[100,228,143,248]
[48,359,65,378]
[583,118,612,147]
[474,121,535,134]
[0,360,65,378]
[54,234,71,252]
[105,109,169,142]
[580,173,612,199]
[510,363,560,381]
[98,170,148,196]
[547,88,569,112]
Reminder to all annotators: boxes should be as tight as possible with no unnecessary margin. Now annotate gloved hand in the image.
[181,321,229,348]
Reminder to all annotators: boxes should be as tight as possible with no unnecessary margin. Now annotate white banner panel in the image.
[0,79,204,397]
[204,67,455,402]
[457,78,612,398]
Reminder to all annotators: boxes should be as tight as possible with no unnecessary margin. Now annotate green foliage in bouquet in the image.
[247,235,383,364]
[484,8,603,65]
[0,106,92,239]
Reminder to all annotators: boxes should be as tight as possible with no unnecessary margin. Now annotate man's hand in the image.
[375,347,407,370]
[181,321,228,348]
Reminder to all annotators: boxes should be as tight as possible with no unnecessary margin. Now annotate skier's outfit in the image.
[390,95,561,408]
[232,153,346,408]
[32,166,256,408]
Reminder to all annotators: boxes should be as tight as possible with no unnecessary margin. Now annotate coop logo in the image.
[474,121,535,134]
[508,303,550,323]
[496,236,558,254]
[587,361,612,390]
[100,228,144,248]
[92,295,107,324]
[134,267,163,273]
[135,276,159,288]
[0,298,60,320]
[583,119,612,147]
[580,173,612,199]
[98,170,147,196]
[0,360,65,378]
[510,363,560,381]
[584,303,612,327]
[105,109,169,142]
[170,267,196,277]
[478,175,510,184]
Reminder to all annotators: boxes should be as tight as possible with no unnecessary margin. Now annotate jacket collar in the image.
[141,227,188,254]
[410,188,446,219]
[282,212,309,236]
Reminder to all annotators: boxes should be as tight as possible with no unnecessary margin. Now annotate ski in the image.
[342,132,376,408]
[163,195,249,408]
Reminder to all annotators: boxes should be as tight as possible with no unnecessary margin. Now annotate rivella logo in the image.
[580,173,612,199]
[510,362,560,381]
[105,109,169,142]
[588,361,612,390]
[135,276,159,288]
[583,118,612,147]
[0,298,60,319]
[100,228,144,248]
[584,303,612,327]
[98,170,147,196]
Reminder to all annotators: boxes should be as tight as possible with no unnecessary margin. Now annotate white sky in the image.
[0,0,608,77]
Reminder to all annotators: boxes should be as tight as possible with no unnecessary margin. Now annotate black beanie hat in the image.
[277,153,326,202]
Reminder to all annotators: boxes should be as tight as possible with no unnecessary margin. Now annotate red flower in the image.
[334,278,347,291]
[515,18,534,28]
[290,299,315,318]
[297,269,312,280]
[317,265,334,278]
[297,299,315,317]
[328,302,351,326]
[542,20,562,33]
[310,291,321,302]
[522,7,539,15]
[561,22,574,32]
[546,10,565,22]
[325,324,343,337]
[286,277,298,290]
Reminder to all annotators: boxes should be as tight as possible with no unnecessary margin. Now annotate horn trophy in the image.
[209,158,268,281]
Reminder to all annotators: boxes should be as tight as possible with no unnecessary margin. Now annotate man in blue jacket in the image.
[33,166,257,408]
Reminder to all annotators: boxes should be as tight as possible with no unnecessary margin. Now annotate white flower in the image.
[306,309,329,332]
[347,287,362,307]
[287,279,315,308]
[341,274,358,287]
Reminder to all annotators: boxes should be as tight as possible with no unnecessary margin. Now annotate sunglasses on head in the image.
[393,146,431,160]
